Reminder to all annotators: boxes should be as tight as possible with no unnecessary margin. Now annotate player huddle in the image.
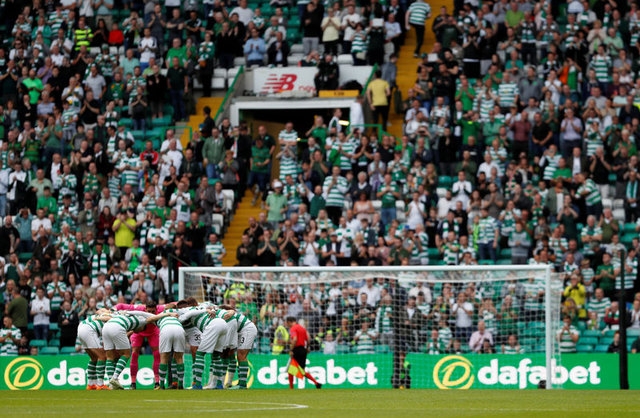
[76,297,257,390]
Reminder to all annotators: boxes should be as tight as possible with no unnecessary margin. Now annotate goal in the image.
[179,265,565,389]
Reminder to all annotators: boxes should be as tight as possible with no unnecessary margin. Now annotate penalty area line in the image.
[143,400,309,411]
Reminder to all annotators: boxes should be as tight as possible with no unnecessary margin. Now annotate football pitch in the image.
[4,390,640,417]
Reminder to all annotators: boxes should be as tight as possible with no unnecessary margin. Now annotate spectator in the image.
[0,316,21,355]
[556,315,580,353]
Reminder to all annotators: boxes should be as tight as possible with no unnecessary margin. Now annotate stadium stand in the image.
[1,0,640,361]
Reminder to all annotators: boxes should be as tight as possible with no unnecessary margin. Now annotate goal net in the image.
[180,265,566,389]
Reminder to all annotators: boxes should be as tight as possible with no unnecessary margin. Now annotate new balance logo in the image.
[261,74,298,93]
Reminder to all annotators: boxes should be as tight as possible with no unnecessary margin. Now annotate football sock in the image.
[96,360,106,386]
[105,360,115,381]
[87,360,97,386]
[193,352,206,385]
[113,357,128,379]
[152,350,160,383]
[288,374,294,389]
[176,363,185,387]
[305,372,319,385]
[238,361,249,388]
[129,352,139,384]
[159,363,168,386]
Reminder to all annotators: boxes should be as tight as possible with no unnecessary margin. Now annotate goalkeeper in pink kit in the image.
[115,301,166,389]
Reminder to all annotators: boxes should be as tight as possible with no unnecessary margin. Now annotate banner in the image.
[252,68,317,95]
[1,354,639,390]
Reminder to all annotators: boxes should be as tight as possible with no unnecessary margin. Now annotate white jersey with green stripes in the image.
[80,315,106,335]
[157,309,183,331]
[110,311,152,331]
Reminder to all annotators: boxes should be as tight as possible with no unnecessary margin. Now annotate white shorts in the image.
[224,319,238,350]
[238,322,257,351]
[102,322,131,351]
[77,323,102,350]
[159,324,186,353]
[184,326,201,347]
[198,318,228,353]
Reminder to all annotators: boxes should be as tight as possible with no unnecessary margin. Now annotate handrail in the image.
[214,66,245,125]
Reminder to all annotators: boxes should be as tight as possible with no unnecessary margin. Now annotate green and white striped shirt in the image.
[47,281,67,310]
[119,155,140,186]
[0,326,21,355]
[590,54,612,83]
[354,329,376,354]
[110,312,149,331]
[206,242,226,267]
[557,325,579,353]
[586,296,610,320]
[157,309,183,331]
[323,175,349,207]
[498,82,518,108]
[577,178,601,206]
[477,216,498,244]
[81,315,106,335]
[408,1,432,26]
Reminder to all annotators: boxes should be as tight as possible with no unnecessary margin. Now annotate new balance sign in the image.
[253,68,316,95]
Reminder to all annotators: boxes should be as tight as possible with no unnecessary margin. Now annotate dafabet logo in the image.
[432,355,475,389]
[4,357,44,390]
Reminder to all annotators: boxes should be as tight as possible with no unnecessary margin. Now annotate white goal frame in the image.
[179,264,556,389]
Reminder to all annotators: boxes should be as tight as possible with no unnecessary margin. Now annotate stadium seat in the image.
[40,347,60,355]
[214,68,228,78]
[49,323,59,334]
[624,223,638,235]
[576,344,594,353]
[499,248,511,259]
[228,67,241,79]
[30,339,47,348]
[375,344,391,354]
[602,329,616,338]
[614,199,625,210]
[234,57,247,67]
[118,118,133,128]
[372,200,382,211]
[582,329,602,339]
[613,209,626,223]
[212,78,226,90]
[437,175,453,188]
[602,198,612,209]
[336,345,351,354]
[60,347,77,355]
[18,252,33,263]
[337,54,354,65]
[427,248,441,259]
[627,329,640,338]
[594,344,609,353]
[497,259,511,265]
[152,115,172,128]
[579,337,599,346]
[395,201,406,222]
[599,336,613,346]
[49,339,61,347]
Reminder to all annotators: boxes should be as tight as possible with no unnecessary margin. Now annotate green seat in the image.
[621,235,635,246]
[479,260,495,265]
[628,329,640,338]
[118,117,133,128]
[427,248,441,258]
[18,252,33,263]
[429,259,445,266]
[49,323,59,332]
[499,248,512,259]
[582,329,602,338]
[580,336,599,346]
[595,344,609,353]
[437,175,453,188]
[31,339,47,348]
[576,344,593,353]
[49,339,61,347]
[608,173,617,185]
[532,345,545,353]
[131,130,146,142]
[599,336,613,346]
[375,344,391,354]
[133,139,145,154]
[152,115,172,128]
[623,223,637,234]
[497,259,511,265]
[60,346,77,354]
[336,345,351,354]
[40,347,60,355]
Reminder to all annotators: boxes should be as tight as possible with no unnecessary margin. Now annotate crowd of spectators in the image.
[3,0,640,358]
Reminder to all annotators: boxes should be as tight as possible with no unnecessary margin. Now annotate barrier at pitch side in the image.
[1,354,639,390]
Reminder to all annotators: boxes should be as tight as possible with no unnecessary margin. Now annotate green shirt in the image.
[251,145,271,173]
[266,192,288,222]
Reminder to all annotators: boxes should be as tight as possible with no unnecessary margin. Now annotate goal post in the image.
[180,264,565,389]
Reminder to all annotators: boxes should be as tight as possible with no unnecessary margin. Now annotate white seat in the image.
[602,198,613,209]
[118,46,125,55]
[343,200,352,211]
[213,68,227,78]
[222,189,235,213]
[395,200,406,222]
[193,79,203,90]
[212,213,225,230]
[109,46,118,56]
[290,44,304,54]
[212,78,226,89]
[613,208,626,222]
[372,200,382,211]
[614,199,624,209]
[228,67,240,79]
[436,187,447,199]
[287,56,300,66]
[90,47,100,56]
[234,57,246,66]
[337,54,354,65]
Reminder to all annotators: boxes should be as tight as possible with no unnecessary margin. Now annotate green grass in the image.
[4,390,640,417]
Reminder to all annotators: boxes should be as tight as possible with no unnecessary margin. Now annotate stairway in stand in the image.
[387,0,450,139]
[180,97,225,148]
[221,190,260,266]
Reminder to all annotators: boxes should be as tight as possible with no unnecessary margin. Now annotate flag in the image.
[287,358,304,378]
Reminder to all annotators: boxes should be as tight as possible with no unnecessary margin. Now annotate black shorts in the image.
[292,346,307,368]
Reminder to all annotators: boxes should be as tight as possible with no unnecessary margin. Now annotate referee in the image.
[405,0,432,58]
[286,316,322,389]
